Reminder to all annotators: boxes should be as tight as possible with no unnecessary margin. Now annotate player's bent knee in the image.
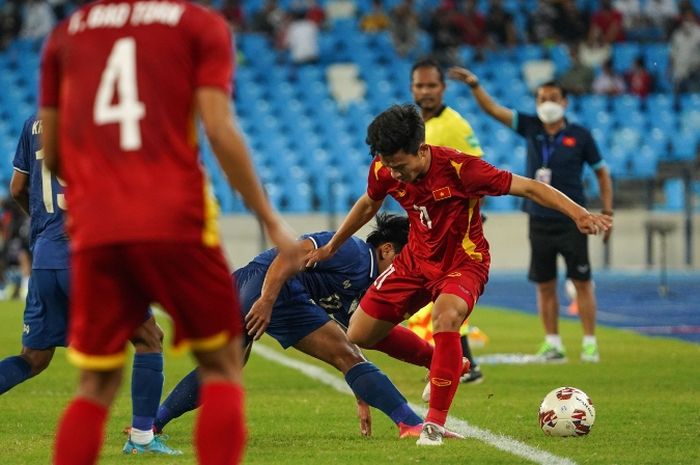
[21,348,55,376]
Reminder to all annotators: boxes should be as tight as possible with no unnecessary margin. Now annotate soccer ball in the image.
[539,386,596,437]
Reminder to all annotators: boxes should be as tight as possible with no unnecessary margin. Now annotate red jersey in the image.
[367,145,512,270]
[40,0,233,250]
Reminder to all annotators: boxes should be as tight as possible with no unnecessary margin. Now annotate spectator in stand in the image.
[221,0,245,31]
[285,9,319,65]
[485,0,518,47]
[528,0,558,45]
[553,0,587,44]
[455,0,486,48]
[251,0,286,42]
[589,0,625,43]
[360,0,391,33]
[559,45,595,96]
[428,2,463,67]
[624,56,653,97]
[305,0,326,27]
[0,1,22,51]
[613,0,642,31]
[579,28,612,68]
[19,0,55,40]
[390,0,420,57]
[592,58,626,95]
[670,8,700,93]
[642,0,678,38]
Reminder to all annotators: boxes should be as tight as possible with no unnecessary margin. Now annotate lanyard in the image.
[541,133,563,168]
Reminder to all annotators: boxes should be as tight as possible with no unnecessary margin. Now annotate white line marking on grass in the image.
[252,344,576,465]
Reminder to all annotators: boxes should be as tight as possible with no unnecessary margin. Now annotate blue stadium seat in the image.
[606,145,631,178]
[611,95,641,116]
[679,93,700,112]
[661,178,684,211]
[612,43,641,73]
[645,94,674,114]
[486,194,517,212]
[629,146,659,179]
[670,130,699,161]
[680,110,700,133]
[611,127,642,149]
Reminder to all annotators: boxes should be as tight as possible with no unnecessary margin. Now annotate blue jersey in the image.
[12,115,68,269]
[251,232,379,320]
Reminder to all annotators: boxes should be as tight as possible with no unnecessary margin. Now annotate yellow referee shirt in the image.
[425,106,483,157]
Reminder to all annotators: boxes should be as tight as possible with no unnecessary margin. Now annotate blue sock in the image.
[154,368,200,432]
[131,353,164,432]
[345,362,422,426]
[0,355,32,394]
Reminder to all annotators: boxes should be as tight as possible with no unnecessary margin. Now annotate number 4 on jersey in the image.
[94,37,145,151]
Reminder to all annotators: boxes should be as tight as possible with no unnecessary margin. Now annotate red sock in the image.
[195,382,246,465]
[53,398,108,465]
[425,331,462,427]
[370,325,434,369]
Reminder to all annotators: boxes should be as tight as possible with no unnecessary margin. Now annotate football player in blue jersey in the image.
[0,115,180,455]
[154,214,463,440]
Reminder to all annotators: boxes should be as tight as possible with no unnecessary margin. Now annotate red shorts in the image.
[68,242,241,370]
[360,252,489,324]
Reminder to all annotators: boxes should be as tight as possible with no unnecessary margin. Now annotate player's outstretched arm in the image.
[448,67,514,128]
[246,238,316,340]
[196,88,299,257]
[508,174,612,235]
[305,193,382,267]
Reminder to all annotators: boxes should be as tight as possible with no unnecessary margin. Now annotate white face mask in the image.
[536,101,565,124]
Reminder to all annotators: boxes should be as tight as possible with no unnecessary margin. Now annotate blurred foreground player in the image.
[0,115,174,454]
[39,2,299,464]
[305,104,612,445]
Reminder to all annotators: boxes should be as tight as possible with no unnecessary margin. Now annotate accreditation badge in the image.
[535,167,552,185]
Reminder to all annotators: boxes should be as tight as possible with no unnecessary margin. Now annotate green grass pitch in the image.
[0,299,698,464]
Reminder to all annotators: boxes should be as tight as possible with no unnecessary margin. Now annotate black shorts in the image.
[528,217,591,283]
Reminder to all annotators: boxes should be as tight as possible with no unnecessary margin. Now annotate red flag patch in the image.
[432,186,452,201]
[562,136,577,147]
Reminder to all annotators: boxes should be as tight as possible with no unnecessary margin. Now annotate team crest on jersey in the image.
[562,136,577,147]
[447,271,462,277]
[432,186,452,201]
[394,188,407,198]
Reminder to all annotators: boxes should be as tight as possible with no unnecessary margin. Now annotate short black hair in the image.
[410,58,445,84]
[366,213,409,253]
[366,104,425,157]
[537,80,567,98]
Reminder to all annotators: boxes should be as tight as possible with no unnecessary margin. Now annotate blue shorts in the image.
[234,264,331,349]
[22,268,70,349]
[22,268,154,350]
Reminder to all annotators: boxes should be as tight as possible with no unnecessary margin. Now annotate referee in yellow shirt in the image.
[407,58,485,384]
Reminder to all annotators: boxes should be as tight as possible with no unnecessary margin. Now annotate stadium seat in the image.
[612,43,641,73]
[680,110,700,133]
[486,194,517,212]
[669,130,699,161]
[645,94,674,114]
[679,93,700,113]
[661,178,684,211]
[629,146,659,179]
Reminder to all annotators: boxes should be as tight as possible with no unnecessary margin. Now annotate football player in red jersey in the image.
[306,104,611,446]
[39,2,299,464]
